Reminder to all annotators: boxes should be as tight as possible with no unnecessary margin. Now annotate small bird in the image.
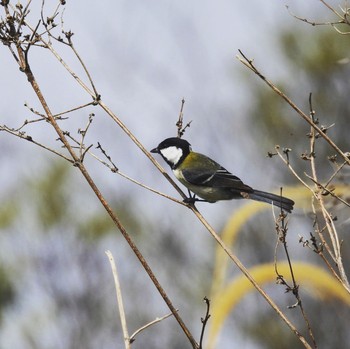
[151,137,294,212]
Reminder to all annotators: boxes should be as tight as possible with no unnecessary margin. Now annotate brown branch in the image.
[307,94,349,291]
[236,50,350,166]
[324,158,348,188]
[129,311,175,344]
[9,37,199,349]
[199,297,211,349]
[274,208,318,348]
[304,173,350,208]
[286,1,350,34]
[188,205,313,349]
[66,33,100,99]
[286,4,344,27]
[176,98,192,138]
[0,124,73,162]
[94,142,186,206]
[319,0,343,19]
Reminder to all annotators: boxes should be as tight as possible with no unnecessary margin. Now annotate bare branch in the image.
[0,124,73,162]
[236,50,350,166]
[199,297,211,349]
[274,205,318,348]
[286,1,350,34]
[274,146,314,192]
[176,98,192,138]
[304,173,350,208]
[129,311,175,344]
[94,143,186,206]
[307,94,349,290]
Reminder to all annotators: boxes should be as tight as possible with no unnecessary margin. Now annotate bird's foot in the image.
[183,191,208,204]
[184,191,196,204]
[183,197,197,204]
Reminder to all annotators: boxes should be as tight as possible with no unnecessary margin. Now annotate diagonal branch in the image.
[11,37,199,349]
[236,50,350,167]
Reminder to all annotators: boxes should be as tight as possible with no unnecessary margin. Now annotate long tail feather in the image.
[248,190,294,213]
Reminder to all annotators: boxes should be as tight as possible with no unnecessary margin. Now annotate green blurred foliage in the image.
[0,267,14,321]
[29,162,71,230]
[242,314,298,349]
[281,28,350,152]
[282,28,350,77]
[0,194,17,316]
[77,212,115,240]
[23,161,140,239]
[0,199,18,229]
[77,199,145,241]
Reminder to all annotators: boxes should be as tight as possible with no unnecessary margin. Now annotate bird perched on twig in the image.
[151,137,294,213]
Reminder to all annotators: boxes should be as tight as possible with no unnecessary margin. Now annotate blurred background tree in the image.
[248,26,350,178]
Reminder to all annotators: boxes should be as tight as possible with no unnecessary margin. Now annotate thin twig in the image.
[94,142,186,205]
[66,34,100,100]
[287,0,350,34]
[176,98,192,138]
[199,297,211,349]
[78,113,94,160]
[304,173,350,208]
[274,146,313,192]
[319,0,343,18]
[0,124,73,162]
[306,96,337,263]
[12,115,67,132]
[286,5,344,27]
[274,207,318,348]
[301,231,344,283]
[105,250,131,349]
[307,94,350,291]
[95,142,119,171]
[129,311,175,344]
[236,50,350,166]
[53,101,96,118]
[310,204,337,263]
[324,159,348,188]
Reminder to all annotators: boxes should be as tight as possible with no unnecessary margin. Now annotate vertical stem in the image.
[308,95,349,291]
[106,251,131,349]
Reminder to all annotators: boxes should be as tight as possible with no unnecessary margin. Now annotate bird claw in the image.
[183,197,197,204]
[183,191,198,204]
[183,192,209,204]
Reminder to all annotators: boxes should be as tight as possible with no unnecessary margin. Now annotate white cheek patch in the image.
[160,146,183,165]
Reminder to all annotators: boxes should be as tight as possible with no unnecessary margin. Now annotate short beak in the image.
[150,147,159,154]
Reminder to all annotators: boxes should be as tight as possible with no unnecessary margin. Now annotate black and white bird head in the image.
[151,137,191,169]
